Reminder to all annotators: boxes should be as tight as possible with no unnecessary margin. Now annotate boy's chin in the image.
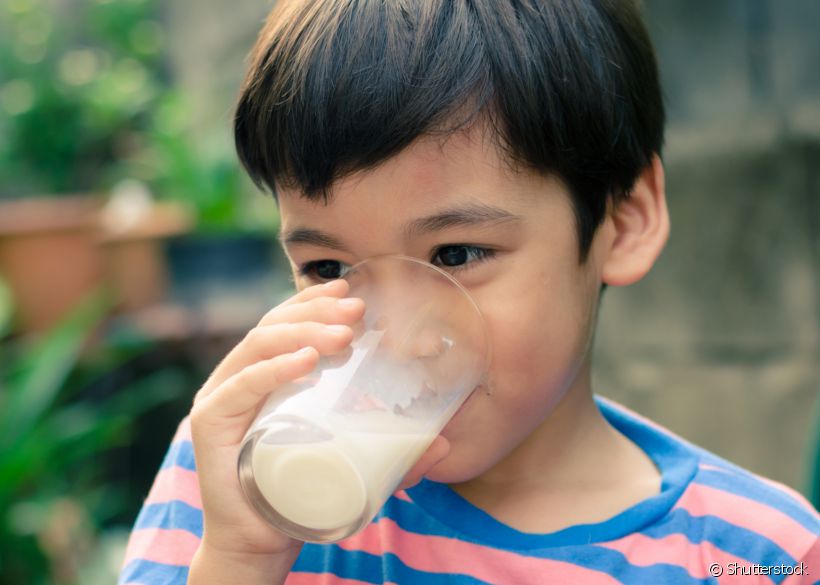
[419,449,487,485]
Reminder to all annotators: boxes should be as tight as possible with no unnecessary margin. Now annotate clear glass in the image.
[238,255,490,542]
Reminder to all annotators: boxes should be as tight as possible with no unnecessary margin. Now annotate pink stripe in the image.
[285,573,375,585]
[174,416,192,441]
[145,466,202,509]
[676,483,815,560]
[782,538,819,585]
[601,531,754,581]
[122,528,200,568]
[393,490,412,502]
[337,517,621,584]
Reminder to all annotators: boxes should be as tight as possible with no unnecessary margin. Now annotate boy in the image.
[120,1,820,583]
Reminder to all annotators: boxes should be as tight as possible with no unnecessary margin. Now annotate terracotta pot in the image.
[99,203,192,312]
[0,196,197,331]
[0,196,103,332]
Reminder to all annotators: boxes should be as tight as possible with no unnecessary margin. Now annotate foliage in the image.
[0,292,185,585]
[0,277,11,338]
[0,0,166,198]
[0,0,278,232]
[128,91,271,233]
[119,87,280,233]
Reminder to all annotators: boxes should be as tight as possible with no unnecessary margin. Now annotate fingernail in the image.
[294,346,314,358]
[337,298,362,309]
[325,324,349,335]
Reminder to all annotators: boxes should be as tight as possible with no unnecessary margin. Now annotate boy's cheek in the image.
[431,400,535,481]
[429,357,581,481]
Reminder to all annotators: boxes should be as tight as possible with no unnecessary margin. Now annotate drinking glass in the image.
[238,255,490,542]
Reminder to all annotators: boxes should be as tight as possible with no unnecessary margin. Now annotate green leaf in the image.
[0,364,184,503]
[0,289,111,450]
[0,407,129,503]
[0,276,12,338]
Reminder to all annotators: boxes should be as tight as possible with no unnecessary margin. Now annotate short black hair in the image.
[234,0,664,260]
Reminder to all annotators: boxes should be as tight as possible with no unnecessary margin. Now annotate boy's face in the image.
[278,126,610,483]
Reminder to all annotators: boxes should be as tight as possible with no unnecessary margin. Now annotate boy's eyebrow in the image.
[280,228,348,251]
[281,203,521,251]
[404,203,522,238]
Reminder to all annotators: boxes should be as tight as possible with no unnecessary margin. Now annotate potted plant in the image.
[0,0,181,330]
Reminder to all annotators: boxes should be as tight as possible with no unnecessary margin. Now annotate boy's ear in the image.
[601,155,669,287]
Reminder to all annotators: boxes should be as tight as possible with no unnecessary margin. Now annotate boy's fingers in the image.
[199,296,363,398]
[199,297,364,396]
[245,321,354,361]
[198,321,354,400]
[397,436,450,491]
[259,279,349,322]
[258,295,365,329]
[192,347,319,441]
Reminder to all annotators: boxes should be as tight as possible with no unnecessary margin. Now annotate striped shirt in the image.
[119,397,820,584]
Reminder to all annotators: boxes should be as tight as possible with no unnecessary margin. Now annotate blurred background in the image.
[0,0,817,583]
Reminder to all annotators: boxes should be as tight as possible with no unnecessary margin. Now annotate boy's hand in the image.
[189,278,364,559]
[188,276,451,579]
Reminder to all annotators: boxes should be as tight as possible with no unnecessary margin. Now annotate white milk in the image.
[251,412,434,532]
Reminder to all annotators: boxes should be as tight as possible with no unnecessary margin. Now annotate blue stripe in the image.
[295,544,496,584]
[381,484,807,583]
[134,501,203,536]
[381,496,459,538]
[383,494,708,583]
[642,508,797,578]
[293,545,383,584]
[295,540,707,584]
[160,440,196,471]
[497,544,706,584]
[694,469,819,532]
[119,558,189,584]
[562,547,707,585]
[383,551,495,584]
[318,502,707,584]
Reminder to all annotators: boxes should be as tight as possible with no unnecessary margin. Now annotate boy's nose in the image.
[371,312,454,363]
[343,255,485,372]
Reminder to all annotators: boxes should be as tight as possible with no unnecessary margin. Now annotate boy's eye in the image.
[431,245,495,271]
[298,259,351,281]
[298,245,494,282]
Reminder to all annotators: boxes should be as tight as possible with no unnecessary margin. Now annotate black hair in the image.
[234,0,664,260]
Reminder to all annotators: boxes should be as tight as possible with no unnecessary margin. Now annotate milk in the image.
[251,412,434,533]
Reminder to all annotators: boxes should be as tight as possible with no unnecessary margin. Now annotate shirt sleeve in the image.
[118,417,202,585]
[782,536,819,585]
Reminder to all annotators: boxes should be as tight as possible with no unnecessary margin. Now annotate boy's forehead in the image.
[280,196,523,247]
[340,127,511,195]
[278,129,555,231]
[277,133,569,255]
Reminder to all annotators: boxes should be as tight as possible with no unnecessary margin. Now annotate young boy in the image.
[120,1,819,583]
